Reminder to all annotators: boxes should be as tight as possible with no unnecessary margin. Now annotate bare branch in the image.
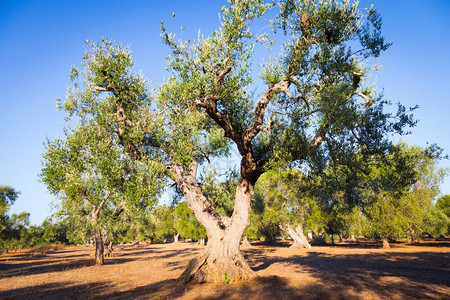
[196,146,219,179]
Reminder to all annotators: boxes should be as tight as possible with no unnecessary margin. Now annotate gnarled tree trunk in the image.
[91,193,109,265]
[94,230,104,265]
[280,223,311,249]
[174,233,180,243]
[382,238,390,249]
[407,229,415,244]
[240,235,252,248]
[174,163,255,283]
[102,229,113,257]
[180,226,253,283]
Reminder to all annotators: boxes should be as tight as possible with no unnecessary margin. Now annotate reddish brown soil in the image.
[0,240,449,299]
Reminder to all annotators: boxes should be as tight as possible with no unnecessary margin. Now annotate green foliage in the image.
[201,170,238,217]
[149,205,176,242]
[174,202,206,241]
[437,195,450,219]
[253,209,282,243]
[0,186,27,250]
[362,143,447,240]
[0,186,20,235]
[426,195,450,237]
[0,185,20,205]
[42,39,165,246]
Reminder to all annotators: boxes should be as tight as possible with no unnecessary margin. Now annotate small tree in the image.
[42,126,121,264]
[255,169,313,248]
[0,186,22,251]
[362,143,446,248]
[42,39,165,264]
[0,185,20,235]
[150,205,177,243]
[41,121,160,264]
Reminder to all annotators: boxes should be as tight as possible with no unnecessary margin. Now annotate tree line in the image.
[2,151,449,252]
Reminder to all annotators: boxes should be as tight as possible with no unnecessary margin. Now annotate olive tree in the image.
[0,186,21,251]
[41,40,164,264]
[0,186,20,237]
[363,143,447,248]
[57,0,414,283]
[151,0,415,282]
[255,169,314,248]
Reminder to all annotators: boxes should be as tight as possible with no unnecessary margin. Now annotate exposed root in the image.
[289,242,312,249]
[179,253,255,284]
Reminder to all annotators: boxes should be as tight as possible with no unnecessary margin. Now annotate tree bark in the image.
[94,229,104,265]
[179,226,254,284]
[174,233,180,243]
[175,167,255,283]
[90,194,108,265]
[382,238,390,249]
[102,229,113,257]
[281,223,311,249]
[407,229,415,244]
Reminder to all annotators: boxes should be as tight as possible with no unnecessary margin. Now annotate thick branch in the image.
[95,190,111,218]
[244,79,291,147]
[196,97,245,154]
[214,66,232,85]
[171,161,230,231]
[91,190,111,227]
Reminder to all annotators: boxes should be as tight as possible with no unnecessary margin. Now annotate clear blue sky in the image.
[1,0,449,225]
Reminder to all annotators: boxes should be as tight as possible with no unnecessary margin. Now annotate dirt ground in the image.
[0,240,449,299]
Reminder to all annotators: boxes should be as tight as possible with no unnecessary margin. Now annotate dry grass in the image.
[0,240,449,299]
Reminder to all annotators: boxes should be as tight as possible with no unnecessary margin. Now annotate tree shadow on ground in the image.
[107,279,187,299]
[2,244,449,299]
[0,282,114,300]
[246,250,449,299]
[113,247,199,261]
[0,258,94,278]
[0,279,189,300]
[193,276,301,300]
[0,254,141,278]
